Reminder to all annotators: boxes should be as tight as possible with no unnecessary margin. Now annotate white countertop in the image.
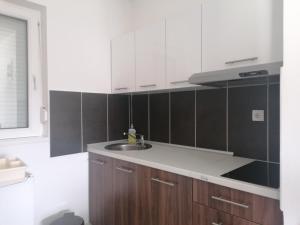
[88,141,280,200]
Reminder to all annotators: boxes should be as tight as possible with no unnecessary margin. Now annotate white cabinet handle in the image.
[151,178,175,187]
[211,196,249,209]
[116,167,134,174]
[170,80,189,85]
[225,57,258,65]
[115,87,128,91]
[140,84,157,88]
[90,159,106,166]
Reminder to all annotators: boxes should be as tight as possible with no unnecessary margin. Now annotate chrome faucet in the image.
[137,134,145,147]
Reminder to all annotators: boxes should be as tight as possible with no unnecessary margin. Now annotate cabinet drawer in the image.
[193,203,233,225]
[208,183,253,219]
[193,204,261,225]
[89,153,112,165]
[113,159,137,175]
[193,180,283,225]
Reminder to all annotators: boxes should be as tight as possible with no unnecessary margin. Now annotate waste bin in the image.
[50,212,84,225]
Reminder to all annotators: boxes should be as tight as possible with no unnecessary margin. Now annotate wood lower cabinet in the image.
[113,159,138,225]
[193,204,260,225]
[89,153,114,225]
[89,154,282,225]
[193,180,283,225]
[151,169,193,225]
[193,204,233,225]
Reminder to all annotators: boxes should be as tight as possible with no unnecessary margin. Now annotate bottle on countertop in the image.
[128,124,136,144]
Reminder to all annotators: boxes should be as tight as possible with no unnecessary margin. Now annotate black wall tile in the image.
[50,91,82,157]
[171,91,195,147]
[228,85,268,160]
[150,93,169,143]
[196,88,227,151]
[132,94,148,139]
[108,94,129,141]
[269,84,280,162]
[82,93,107,152]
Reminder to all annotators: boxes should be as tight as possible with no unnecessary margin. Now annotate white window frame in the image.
[0,1,44,139]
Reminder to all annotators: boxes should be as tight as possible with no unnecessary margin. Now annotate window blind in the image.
[0,14,28,129]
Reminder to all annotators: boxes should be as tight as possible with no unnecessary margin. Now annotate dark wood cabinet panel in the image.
[89,153,114,225]
[151,169,193,225]
[193,179,283,225]
[208,183,232,213]
[193,204,233,225]
[250,193,283,225]
[113,159,139,225]
[233,217,260,225]
[230,188,254,221]
[137,165,152,225]
[193,180,209,205]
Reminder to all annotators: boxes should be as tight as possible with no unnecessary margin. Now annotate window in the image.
[0,2,44,139]
[0,14,28,130]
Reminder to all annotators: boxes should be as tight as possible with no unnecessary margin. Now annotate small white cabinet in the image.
[166,10,202,88]
[135,21,166,92]
[111,32,135,93]
[202,0,283,72]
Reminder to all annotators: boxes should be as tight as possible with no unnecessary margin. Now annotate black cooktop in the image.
[221,161,280,188]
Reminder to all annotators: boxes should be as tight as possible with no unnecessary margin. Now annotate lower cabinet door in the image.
[193,204,233,225]
[151,169,192,225]
[113,159,138,225]
[233,217,260,225]
[89,154,114,225]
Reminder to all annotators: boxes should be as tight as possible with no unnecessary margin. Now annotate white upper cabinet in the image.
[166,10,202,88]
[111,32,135,93]
[202,0,283,72]
[135,21,166,92]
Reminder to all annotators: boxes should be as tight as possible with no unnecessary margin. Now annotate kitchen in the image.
[0,0,299,224]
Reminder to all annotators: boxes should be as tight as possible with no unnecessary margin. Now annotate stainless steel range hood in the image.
[189,61,283,85]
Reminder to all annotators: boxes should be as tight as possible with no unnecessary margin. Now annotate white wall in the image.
[281,1,300,225]
[0,0,133,224]
[0,140,88,225]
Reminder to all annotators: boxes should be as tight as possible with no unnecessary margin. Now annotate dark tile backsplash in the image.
[50,91,129,157]
[131,78,280,163]
[50,91,82,157]
[50,77,280,162]
[269,84,280,162]
[196,89,227,151]
[171,91,195,147]
[108,94,130,141]
[228,85,268,160]
[132,94,148,139]
[82,93,107,152]
[149,93,170,143]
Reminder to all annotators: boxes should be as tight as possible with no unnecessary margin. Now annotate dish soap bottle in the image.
[128,124,136,144]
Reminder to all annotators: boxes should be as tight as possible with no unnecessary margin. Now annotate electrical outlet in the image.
[252,110,265,122]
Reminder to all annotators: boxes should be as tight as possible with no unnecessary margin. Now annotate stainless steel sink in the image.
[104,143,152,151]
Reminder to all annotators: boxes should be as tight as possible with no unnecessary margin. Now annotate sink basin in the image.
[104,143,152,151]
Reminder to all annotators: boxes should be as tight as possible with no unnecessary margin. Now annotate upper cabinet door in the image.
[202,0,283,72]
[135,21,166,92]
[166,10,202,88]
[111,32,135,93]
